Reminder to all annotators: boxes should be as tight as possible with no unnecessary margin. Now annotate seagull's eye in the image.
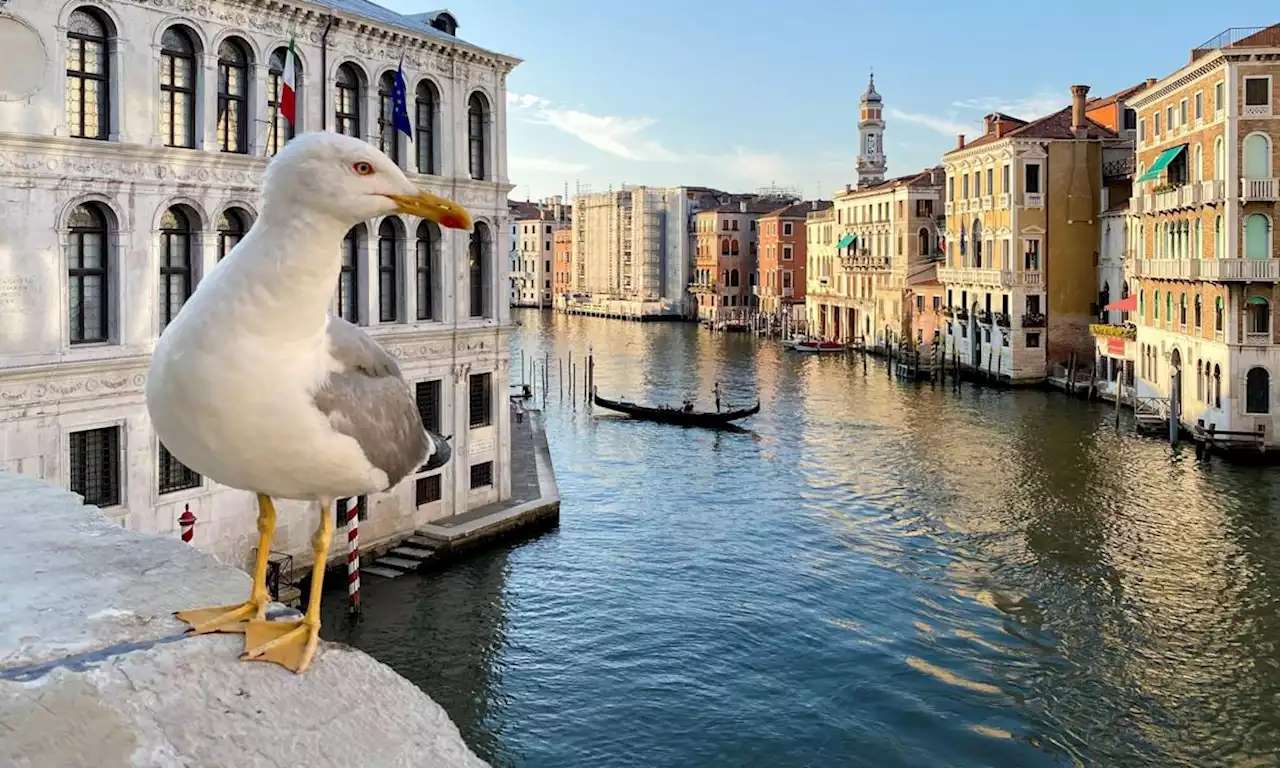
[353,161,374,176]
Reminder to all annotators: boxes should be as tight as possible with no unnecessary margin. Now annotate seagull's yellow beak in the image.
[386,191,473,231]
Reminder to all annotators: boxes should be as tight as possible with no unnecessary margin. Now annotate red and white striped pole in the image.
[346,497,360,614]
[178,505,196,544]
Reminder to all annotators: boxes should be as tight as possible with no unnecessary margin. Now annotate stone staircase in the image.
[362,534,442,579]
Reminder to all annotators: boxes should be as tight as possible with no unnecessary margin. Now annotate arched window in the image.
[266,46,297,155]
[468,92,489,180]
[1247,296,1271,340]
[377,71,399,161]
[918,227,930,258]
[729,269,739,287]
[338,225,362,323]
[216,38,249,153]
[159,206,195,330]
[1245,214,1270,260]
[335,63,362,137]
[1193,143,1203,182]
[1194,293,1202,329]
[1246,367,1271,414]
[720,238,729,256]
[1154,290,1161,321]
[1214,136,1225,180]
[730,239,740,256]
[1179,293,1187,326]
[469,222,490,317]
[67,203,111,344]
[66,8,111,140]
[1213,364,1222,408]
[1139,290,1145,317]
[1196,360,1204,402]
[415,221,438,321]
[1244,133,1271,179]
[1214,215,1224,257]
[415,81,438,175]
[972,219,983,267]
[159,27,197,148]
[1194,219,1202,259]
[377,218,400,322]
[216,208,248,261]
[1215,296,1224,333]
[1165,291,1172,325]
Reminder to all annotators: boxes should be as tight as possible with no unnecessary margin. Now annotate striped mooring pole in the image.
[178,504,195,543]
[346,497,360,614]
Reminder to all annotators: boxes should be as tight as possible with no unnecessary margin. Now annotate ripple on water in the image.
[323,312,1280,768]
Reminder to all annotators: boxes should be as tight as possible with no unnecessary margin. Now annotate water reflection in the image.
[331,309,1280,768]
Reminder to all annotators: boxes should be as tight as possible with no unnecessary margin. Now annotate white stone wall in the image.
[0,0,518,571]
[1098,211,1129,324]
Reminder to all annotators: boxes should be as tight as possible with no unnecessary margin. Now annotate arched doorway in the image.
[1246,367,1270,414]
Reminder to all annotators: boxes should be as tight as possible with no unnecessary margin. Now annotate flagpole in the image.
[266,101,278,158]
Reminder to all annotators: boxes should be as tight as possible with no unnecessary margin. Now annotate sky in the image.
[382,0,1272,201]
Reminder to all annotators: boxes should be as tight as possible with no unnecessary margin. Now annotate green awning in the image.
[1136,144,1187,183]
[836,234,854,249]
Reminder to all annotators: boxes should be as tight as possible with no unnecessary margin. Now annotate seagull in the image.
[146,132,473,674]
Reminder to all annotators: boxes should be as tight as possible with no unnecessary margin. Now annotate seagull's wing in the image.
[312,314,445,490]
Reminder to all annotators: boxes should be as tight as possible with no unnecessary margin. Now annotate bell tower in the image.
[856,72,886,186]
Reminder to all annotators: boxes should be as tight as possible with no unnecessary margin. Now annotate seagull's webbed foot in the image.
[176,600,266,635]
[176,494,279,635]
[242,501,334,674]
[242,617,321,673]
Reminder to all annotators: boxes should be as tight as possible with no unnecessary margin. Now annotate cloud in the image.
[508,91,682,162]
[886,108,975,137]
[951,91,1065,121]
[885,90,1069,138]
[509,156,589,174]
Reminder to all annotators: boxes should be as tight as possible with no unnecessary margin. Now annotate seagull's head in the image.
[263,131,473,231]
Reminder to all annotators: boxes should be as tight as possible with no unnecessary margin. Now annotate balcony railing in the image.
[1152,183,1200,212]
[1090,323,1137,341]
[994,312,1011,328]
[981,195,993,210]
[1245,331,1272,345]
[954,308,969,321]
[1022,312,1046,328]
[975,309,992,324]
[945,201,954,215]
[936,267,1041,288]
[1241,178,1278,201]
[996,193,1010,209]
[1024,193,1043,208]
[1192,26,1280,60]
[1135,258,1280,281]
[1200,179,1226,203]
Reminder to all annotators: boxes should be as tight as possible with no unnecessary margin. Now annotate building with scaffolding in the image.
[561,185,720,319]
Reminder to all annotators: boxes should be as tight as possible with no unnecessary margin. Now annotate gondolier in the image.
[714,382,722,412]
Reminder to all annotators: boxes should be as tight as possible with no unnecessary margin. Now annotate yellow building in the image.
[939,85,1130,382]
[814,169,945,346]
[804,207,837,333]
[1129,25,1280,447]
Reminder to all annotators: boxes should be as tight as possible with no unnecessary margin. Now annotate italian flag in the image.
[280,36,297,125]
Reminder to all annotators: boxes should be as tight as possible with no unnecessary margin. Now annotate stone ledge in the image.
[0,471,487,768]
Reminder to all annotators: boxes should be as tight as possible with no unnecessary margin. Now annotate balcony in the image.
[841,253,890,271]
[1022,312,1046,328]
[1244,103,1273,118]
[1090,323,1137,341]
[975,309,992,324]
[942,306,955,319]
[1241,178,1278,201]
[1135,258,1280,281]
[954,307,969,321]
[1200,179,1226,204]
[994,311,1011,328]
[1024,193,1043,208]
[1151,183,1200,212]
[1245,332,1272,345]
[981,195,993,210]
[996,193,1010,209]
[936,267,1040,288]
[690,282,718,294]
[945,201,954,215]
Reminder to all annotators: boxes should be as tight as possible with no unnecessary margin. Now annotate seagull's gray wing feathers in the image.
[313,314,431,489]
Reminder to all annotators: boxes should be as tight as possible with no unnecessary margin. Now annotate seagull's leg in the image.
[241,501,333,673]
[176,494,277,634]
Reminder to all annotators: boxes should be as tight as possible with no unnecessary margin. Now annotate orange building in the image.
[757,201,831,321]
[690,200,783,322]
[553,227,572,299]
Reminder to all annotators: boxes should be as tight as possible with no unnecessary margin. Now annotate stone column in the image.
[201,53,218,151]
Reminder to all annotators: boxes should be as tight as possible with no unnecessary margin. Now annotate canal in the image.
[325,308,1280,768]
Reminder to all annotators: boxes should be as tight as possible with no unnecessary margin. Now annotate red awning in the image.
[1104,295,1138,312]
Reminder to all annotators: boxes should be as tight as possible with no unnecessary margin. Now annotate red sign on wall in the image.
[1107,338,1127,357]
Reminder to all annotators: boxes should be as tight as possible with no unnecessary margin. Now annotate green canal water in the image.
[325,309,1280,767]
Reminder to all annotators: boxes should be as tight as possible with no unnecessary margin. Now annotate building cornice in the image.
[116,0,522,73]
[1130,54,1225,108]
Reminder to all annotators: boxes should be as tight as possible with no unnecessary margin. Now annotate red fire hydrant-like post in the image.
[178,505,196,544]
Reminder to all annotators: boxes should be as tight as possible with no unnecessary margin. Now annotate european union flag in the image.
[392,62,412,140]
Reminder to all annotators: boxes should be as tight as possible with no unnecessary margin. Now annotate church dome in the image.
[861,73,881,104]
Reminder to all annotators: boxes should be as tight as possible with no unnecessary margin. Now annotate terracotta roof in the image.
[948,105,1118,156]
[508,200,546,220]
[1086,81,1149,108]
[712,200,787,215]
[838,167,944,196]
[760,200,833,219]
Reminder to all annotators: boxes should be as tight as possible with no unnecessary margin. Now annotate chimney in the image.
[739,200,747,213]
[983,115,993,134]
[845,183,852,193]
[810,200,817,210]
[1071,84,1090,134]
[994,117,1006,139]
[956,134,966,150]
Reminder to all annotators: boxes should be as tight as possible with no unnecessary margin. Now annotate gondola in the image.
[592,389,760,428]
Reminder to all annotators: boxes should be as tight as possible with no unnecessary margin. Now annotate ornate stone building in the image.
[0,0,519,571]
